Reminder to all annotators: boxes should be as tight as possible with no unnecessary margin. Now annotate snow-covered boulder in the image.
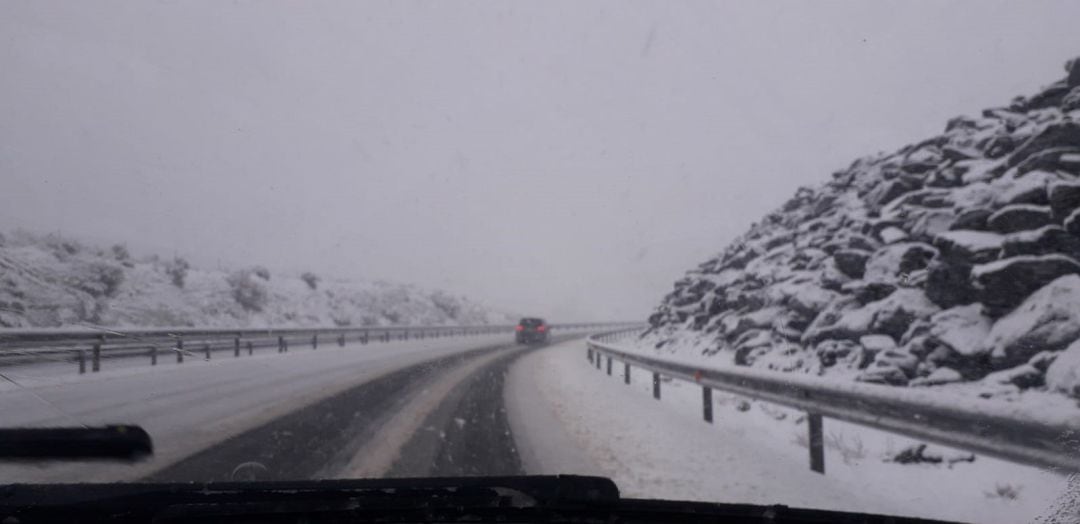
[1046,340,1080,398]
[1048,181,1080,221]
[979,274,1080,367]
[982,364,1043,389]
[949,208,993,231]
[815,339,865,369]
[868,289,940,340]
[832,250,869,279]
[924,259,979,309]
[863,243,937,283]
[910,367,964,387]
[986,204,1055,234]
[1001,225,1080,259]
[860,347,920,385]
[926,304,992,358]
[972,254,1080,316]
[933,230,1004,264]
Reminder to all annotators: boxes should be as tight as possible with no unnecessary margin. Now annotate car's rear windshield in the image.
[519,318,544,326]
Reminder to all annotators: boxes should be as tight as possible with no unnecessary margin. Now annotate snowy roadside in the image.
[0,333,512,390]
[512,338,1074,524]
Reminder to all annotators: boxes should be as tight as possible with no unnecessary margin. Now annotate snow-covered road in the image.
[1,333,1072,523]
[0,333,514,483]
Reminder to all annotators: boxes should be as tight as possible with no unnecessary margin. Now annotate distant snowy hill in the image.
[643,57,1080,404]
[0,229,513,329]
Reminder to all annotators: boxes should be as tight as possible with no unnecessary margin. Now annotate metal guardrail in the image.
[0,322,639,374]
[586,328,1080,475]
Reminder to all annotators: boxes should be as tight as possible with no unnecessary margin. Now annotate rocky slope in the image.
[644,57,1080,402]
[0,229,512,329]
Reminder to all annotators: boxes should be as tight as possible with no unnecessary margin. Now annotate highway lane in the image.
[144,336,576,481]
[0,333,524,483]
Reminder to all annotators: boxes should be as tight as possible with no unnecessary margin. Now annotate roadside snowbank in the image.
[512,339,1074,523]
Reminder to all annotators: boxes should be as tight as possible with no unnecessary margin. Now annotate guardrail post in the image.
[92,336,102,372]
[278,336,284,353]
[384,331,391,343]
[595,354,601,369]
[808,413,825,474]
[150,346,157,366]
[338,334,345,347]
[177,337,184,363]
[702,387,713,423]
[587,348,593,362]
[204,343,211,360]
[312,334,318,349]
[78,350,86,374]
[606,356,612,375]
[247,341,254,355]
[624,362,630,384]
[234,336,241,357]
[653,373,661,400]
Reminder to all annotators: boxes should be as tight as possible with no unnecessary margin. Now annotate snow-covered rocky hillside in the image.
[643,57,1080,404]
[0,229,513,329]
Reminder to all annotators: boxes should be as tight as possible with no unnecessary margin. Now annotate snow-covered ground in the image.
[0,332,512,483]
[508,338,1076,524]
[0,229,512,329]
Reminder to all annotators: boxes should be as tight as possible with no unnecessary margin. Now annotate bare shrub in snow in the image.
[252,265,271,281]
[430,291,461,319]
[381,310,402,324]
[301,272,320,290]
[984,483,1021,500]
[164,257,190,288]
[111,244,130,261]
[826,431,866,464]
[227,270,268,312]
[69,261,125,298]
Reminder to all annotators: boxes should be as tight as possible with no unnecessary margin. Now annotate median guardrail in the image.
[586,328,1080,475]
[0,322,638,373]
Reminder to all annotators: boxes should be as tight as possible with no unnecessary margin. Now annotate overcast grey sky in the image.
[1,1,1078,321]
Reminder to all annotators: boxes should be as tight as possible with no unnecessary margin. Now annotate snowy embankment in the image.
[508,339,1076,524]
[0,229,511,329]
[642,58,1080,414]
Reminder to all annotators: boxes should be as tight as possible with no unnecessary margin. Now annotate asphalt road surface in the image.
[0,332,578,483]
[145,339,542,481]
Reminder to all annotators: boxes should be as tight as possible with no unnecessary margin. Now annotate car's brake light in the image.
[537,325,547,332]
[515,325,524,331]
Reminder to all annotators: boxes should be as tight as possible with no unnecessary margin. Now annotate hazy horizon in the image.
[3,1,1079,322]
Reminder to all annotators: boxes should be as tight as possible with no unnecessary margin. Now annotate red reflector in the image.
[537,325,547,332]
[515,325,524,331]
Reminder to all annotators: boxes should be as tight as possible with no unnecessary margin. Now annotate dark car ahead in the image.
[515,317,549,344]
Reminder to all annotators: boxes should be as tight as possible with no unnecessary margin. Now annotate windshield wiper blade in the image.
[0,425,153,462]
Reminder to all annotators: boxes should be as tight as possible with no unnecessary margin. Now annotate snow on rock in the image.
[932,230,1004,264]
[978,275,1080,368]
[971,254,1080,316]
[986,204,1055,234]
[1001,225,1080,259]
[0,230,512,329]
[926,304,992,359]
[1046,339,1080,398]
[863,243,937,283]
[640,56,1080,410]
[867,289,940,340]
